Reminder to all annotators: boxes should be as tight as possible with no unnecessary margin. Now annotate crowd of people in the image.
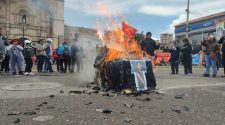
[0,34,84,76]
[140,31,225,78]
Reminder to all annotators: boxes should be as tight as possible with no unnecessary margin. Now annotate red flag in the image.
[122,21,137,39]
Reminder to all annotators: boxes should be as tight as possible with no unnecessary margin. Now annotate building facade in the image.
[174,11,225,53]
[0,0,64,48]
[64,25,100,45]
[160,33,173,48]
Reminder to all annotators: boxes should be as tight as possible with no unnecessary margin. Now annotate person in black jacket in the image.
[181,38,192,75]
[170,43,180,75]
[23,40,34,75]
[141,32,157,58]
[218,32,225,77]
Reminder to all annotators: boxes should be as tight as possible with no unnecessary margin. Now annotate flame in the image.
[101,24,143,62]
[94,1,144,62]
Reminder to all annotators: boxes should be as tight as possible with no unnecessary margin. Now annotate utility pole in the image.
[186,0,190,39]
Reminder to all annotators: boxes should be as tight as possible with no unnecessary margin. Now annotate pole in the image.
[22,26,24,39]
[186,0,190,39]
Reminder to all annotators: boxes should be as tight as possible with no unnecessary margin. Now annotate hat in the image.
[11,39,20,43]
[24,40,32,44]
[2,36,8,40]
[146,32,152,36]
[46,38,53,43]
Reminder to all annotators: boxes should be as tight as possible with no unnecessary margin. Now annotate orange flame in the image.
[101,25,143,62]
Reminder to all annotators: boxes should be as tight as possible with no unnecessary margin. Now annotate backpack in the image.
[23,47,33,58]
[63,46,69,56]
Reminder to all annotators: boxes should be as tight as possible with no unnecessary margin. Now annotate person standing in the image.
[202,35,220,78]
[181,38,192,75]
[0,37,6,75]
[218,31,225,77]
[35,39,46,73]
[44,38,54,73]
[170,43,180,75]
[8,39,24,75]
[141,32,157,58]
[23,40,34,75]
[58,41,71,73]
[1,36,10,74]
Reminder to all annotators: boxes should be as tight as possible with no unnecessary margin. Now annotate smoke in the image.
[26,0,54,18]
[72,35,100,83]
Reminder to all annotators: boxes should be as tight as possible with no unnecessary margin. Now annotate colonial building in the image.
[0,0,64,48]
[64,25,100,45]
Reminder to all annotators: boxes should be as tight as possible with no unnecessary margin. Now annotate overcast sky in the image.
[64,0,225,39]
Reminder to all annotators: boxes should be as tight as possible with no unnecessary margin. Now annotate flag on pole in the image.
[122,21,137,39]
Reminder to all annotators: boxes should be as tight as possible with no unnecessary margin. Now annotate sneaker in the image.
[24,72,29,75]
[188,73,192,76]
[212,74,217,78]
[29,72,34,75]
[170,73,175,75]
[203,74,210,77]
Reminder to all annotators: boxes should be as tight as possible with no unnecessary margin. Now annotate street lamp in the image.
[186,0,190,39]
[22,15,26,39]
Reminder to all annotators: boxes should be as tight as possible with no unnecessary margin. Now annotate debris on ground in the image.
[174,94,185,99]
[60,90,64,94]
[136,98,151,101]
[96,109,112,114]
[184,106,190,112]
[14,118,20,124]
[124,103,133,108]
[38,102,48,107]
[49,95,55,98]
[92,86,101,91]
[171,109,182,114]
[23,111,36,115]
[47,106,56,109]
[8,111,21,116]
[123,118,132,123]
[32,115,54,122]
[68,90,85,94]
[84,102,93,105]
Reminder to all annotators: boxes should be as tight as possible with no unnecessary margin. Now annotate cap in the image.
[146,32,152,36]
[24,40,32,44]
[46,38,53,43]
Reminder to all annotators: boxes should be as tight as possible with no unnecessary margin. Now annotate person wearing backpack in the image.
[58,41,71,73]
[23,40,34,75]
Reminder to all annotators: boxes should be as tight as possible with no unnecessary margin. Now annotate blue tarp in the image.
[192,54,200,65]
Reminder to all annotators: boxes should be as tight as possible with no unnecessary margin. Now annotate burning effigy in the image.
[94,21,156,92]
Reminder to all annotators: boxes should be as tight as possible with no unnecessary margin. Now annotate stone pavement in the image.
[0,67,224,125]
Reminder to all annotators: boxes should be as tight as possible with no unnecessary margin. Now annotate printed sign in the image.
[130,60,147,91]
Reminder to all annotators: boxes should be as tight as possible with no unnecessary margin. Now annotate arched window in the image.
[18,9,30,25]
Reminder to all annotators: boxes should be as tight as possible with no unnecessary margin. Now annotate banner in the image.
[155,51,170,65]
[216,20,225,40]
[122,21,137,39]
[192,54,200,65]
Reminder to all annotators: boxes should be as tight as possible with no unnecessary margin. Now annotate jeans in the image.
[44,56,53,72]
[205,55,217,75]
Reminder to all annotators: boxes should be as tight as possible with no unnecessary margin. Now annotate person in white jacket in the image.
[8,39,24,75]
